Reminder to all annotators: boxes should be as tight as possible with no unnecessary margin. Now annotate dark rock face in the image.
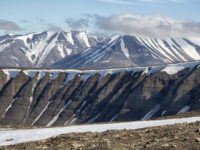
[0,72,29,120]
[0,73,39,125]
[27,72,67,126]
[0,66,200,127]
[0,71,7,92]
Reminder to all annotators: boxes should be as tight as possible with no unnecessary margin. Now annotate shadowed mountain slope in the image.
[0,61,200,126]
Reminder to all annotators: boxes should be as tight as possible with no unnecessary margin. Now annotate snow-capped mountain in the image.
[0,31,101,67]
[1,32,200,69]
[53,35,200,68]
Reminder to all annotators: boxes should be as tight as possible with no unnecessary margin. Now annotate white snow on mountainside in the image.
[54,34,200,68]
[0,116,200,146]
[0,31,101,68]
[2,61,200,80]
[1,31,200,68]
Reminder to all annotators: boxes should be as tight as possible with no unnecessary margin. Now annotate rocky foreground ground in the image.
[1,120,200,150]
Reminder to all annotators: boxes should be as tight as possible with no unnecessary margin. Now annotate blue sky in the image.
[0,0,200,36]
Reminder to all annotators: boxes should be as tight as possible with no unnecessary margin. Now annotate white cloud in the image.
[0,20,22,31]
[93,14,200,38]
[65,17,90,29]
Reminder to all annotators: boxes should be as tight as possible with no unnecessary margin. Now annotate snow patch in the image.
[110,114,118,122]
[147,66,165,75]
[76,31,90,47]
[177,106,190,114]
[108,35,120,44]
[23,70,37,78]
[32,101,53,125]
[1,117,200,146]
[76,101,87,113]
[120,38,130,58]
[2,69,21,80]
[161,61,200,75]
[36,32,58,67]
[0,42,11,53]
[64,72,77,83]
[10,55,18,62]
[65,48,72,55]
[141,104,160,120]
[1,98,17,119]
[47,100,72,127]
[161,65,185,75]
[87,113,101,123]
[81,74,91,85]
[64,31,74,45]
[57,43,66,58]
[49,71,60,80]
[161,110,167,116]
[173,38,200,60]
[38,71,46,80]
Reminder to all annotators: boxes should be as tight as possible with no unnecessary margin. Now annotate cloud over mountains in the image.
[0,20,22,31]
[66,13,200,38]
[94,14,200,38]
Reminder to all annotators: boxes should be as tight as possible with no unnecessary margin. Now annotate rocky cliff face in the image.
[0,61,200,126]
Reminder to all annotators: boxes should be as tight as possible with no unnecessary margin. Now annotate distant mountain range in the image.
[0,31,200,68]
[53,35,200,68]
[0,31,101,68]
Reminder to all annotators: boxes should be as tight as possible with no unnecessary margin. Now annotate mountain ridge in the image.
[0,30,101,68]
[1,31,200,69]
[0,61,200,126]
[53,34,200,68]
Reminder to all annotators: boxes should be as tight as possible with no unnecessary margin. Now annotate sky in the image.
[0,0,200,37]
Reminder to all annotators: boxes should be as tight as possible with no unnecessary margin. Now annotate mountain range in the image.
[54,35,200,68]
[1,31,200,68]
[0,31,101,68]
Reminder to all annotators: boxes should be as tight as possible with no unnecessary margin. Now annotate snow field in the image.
[0,116,200,146]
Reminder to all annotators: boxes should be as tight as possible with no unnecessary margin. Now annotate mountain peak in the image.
[53,34,200,69]
[0,30,101,68]
[1,31,200,69]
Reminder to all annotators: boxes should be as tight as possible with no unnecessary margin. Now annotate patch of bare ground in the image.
[154,109,200,120]
[0,110,200,130]
[1,121,200,150]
